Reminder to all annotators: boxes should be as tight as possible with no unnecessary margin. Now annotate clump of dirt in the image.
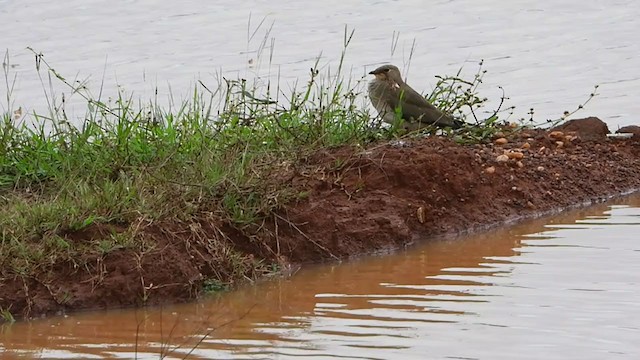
[2,117,640,320]
[617,125,640,139]
[551,116,610,140]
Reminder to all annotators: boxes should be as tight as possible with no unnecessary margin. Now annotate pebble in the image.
[485,166,496,174]
[521,142,531,149]
[536,166,545,172]
[495,138,509,145]
[549,131,564,140]
[505,150,524,160]
[389,140,410,148]
[416,207,426,224]
[496,154,510,162]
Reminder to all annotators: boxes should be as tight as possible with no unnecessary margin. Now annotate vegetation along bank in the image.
[1,52,639,321]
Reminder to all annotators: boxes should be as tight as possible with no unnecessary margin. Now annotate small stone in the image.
[549,131,564,140]
[516,161,524,168]
[556,141,564,148]
[527,201,535,209]
[485,166,496,174]
[390,139,410,148]
[536,166,545,172]
[505,150,524,160]
[416,207,427,224]
[496,154,510,162]
[494,131,505,138]
[521,142,531,150]
[495,137,509,145]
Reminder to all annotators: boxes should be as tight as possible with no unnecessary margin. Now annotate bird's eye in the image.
[384,69,390,72]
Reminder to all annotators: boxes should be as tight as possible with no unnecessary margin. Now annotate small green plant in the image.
[296,191,310,200]
[420,59,598,144]
[0,306,15,324]
[537,84,600,128]
[423,60,514,143]
[427,60,508,123]
[69,215,100,231]
[202,279,228,294]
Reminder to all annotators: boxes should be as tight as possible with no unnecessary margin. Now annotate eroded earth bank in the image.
[2,117,640,320]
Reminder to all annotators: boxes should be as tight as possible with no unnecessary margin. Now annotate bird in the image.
[367,64,464,130]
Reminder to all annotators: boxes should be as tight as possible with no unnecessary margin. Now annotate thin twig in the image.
[273,213,339,261]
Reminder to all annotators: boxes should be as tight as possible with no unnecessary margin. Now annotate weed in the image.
[202,279,229,294]
[0,306,15,323]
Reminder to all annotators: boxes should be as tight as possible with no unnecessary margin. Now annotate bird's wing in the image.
[399,101,458,127]
[375,81,460,128]
[398,84,434,109]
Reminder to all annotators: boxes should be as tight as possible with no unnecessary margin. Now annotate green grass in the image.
[0,41,385,281]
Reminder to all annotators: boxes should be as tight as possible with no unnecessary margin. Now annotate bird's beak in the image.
[368,70,377,75]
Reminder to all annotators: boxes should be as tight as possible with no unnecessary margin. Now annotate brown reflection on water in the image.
[2,194,640,359]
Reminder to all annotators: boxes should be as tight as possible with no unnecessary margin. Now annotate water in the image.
[2,194,640,359]
[1,0,639,127]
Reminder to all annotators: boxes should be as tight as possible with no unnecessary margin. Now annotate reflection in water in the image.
[2,194,640,359]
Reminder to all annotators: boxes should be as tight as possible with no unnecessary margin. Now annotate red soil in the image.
[2,117,640,320]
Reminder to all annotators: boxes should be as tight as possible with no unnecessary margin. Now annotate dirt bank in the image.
[2,117,640,320]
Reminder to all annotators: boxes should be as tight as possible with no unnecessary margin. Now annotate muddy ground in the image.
[2,117,640,320]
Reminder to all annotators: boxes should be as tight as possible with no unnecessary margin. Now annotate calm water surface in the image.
[1,0,639,126]
[1,193,640,359]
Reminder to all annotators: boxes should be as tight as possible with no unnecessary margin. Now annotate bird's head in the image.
[368,64,403,84]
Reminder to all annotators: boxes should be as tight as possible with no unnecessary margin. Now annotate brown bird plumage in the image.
[368,64,463,129]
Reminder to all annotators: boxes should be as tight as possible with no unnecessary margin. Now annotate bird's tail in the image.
[452,119,466,129]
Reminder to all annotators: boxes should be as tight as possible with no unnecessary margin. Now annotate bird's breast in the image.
[368,79,397,125]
